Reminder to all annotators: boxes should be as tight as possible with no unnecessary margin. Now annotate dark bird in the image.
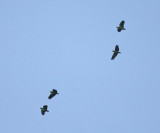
[48,89,59,99]
[116,20,126,32]
[111,45,121,60]
[40,105,49,115]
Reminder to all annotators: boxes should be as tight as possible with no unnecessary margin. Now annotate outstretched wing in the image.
[41,110,45,115]
[115,45,119,52]
[43,105,48,110]
[111,53,118,60]
[119,20,125,27]
[52,89,57,94]
[117,28,121,32]
[48,93,56,99]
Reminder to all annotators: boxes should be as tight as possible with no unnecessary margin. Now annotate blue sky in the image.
[0,0,160,133]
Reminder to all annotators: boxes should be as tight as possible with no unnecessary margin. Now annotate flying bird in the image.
[116,20,126,32]
[40,105,49,115]
[111,45,121,60]
[48,89,59,99]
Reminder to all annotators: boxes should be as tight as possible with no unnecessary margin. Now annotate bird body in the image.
[40,105,49,115]
[48,89,59,99]
[111,45,121,60]
[116,20,126,32]
[112,50,121,54]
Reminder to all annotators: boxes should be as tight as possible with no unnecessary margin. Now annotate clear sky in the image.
[0,0,160,133]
